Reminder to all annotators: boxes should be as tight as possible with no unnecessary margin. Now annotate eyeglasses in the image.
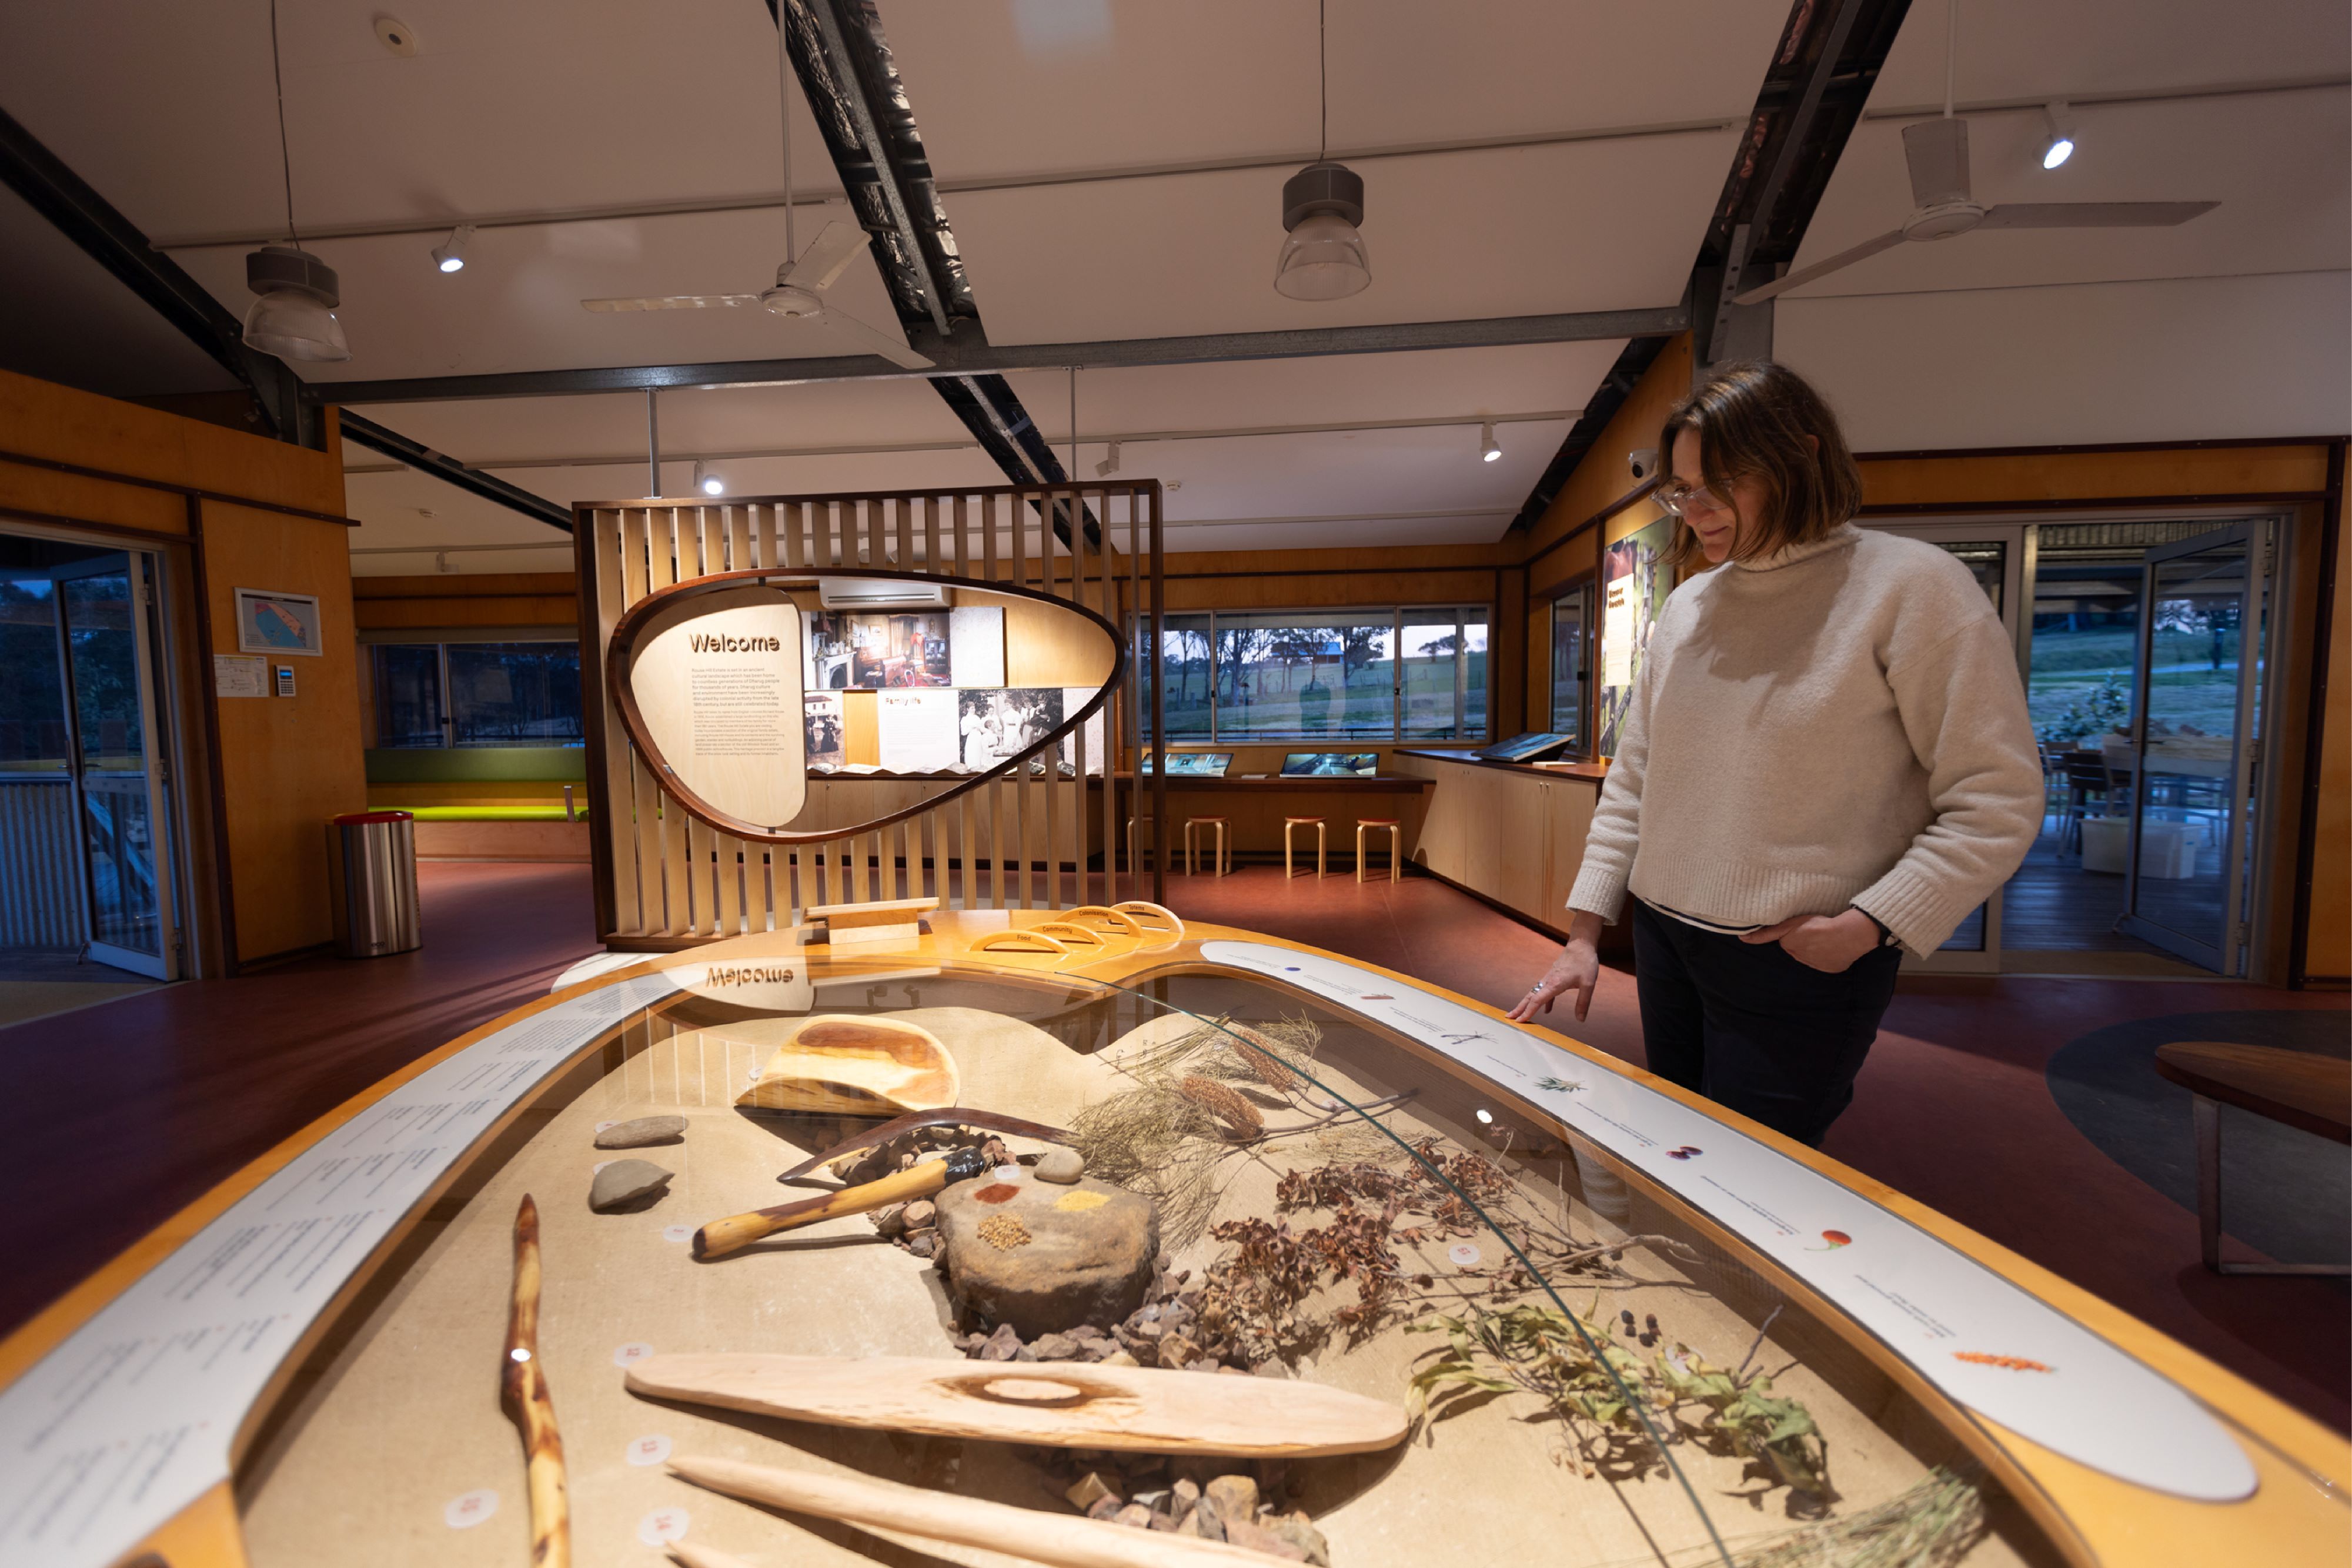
[1653,480,1733,519]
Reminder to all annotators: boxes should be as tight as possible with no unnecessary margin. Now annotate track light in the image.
[693,460,724,496]
[241,245,350,362]
[2039,100,2076,169]
[1094,440,1122,479]
[431,224,474,273]
[1479,423,1502,463]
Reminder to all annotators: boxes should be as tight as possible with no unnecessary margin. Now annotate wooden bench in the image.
[2153,1041,2351,1276]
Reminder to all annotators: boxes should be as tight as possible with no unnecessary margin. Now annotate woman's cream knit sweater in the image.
[1567,523,2042,955]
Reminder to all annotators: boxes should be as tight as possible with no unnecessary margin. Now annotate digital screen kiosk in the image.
[1477,733,1576,763]
[1280,752,1378,778]
[1141,752,1234,777]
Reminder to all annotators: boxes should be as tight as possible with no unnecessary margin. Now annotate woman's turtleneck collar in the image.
[1730,521,1863,574]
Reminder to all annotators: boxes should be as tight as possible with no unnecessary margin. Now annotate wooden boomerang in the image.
[774,1106,1074,1183]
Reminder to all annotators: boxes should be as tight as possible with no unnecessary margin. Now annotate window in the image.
[369,640,584,749]
[1548,585,1590,746]
[1138,606,1488,743]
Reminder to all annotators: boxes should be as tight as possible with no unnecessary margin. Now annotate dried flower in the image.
[1178,1076,1263,1140]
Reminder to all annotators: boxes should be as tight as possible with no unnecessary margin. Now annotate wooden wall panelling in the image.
[589,511,640,934]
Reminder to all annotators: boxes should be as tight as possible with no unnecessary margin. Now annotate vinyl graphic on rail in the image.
[0,972,685,1568]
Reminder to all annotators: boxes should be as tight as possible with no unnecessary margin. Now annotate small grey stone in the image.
[980,1322,1023,1361]
[1262,1515,1331,1566]
[874,1203,910,1238]
[1190,1498,1226,1543]
[905,1229,940,1260]
[1111,1504,1154,1530]
[1204,1474,1258,1520]
[1030,1332,1080,1361]
[1033,1146,1087,1184]
[1225,1516,1308,1563]
[901,1200,937,1231]
[594,1115,687,1149]
[589,1158,673,1212]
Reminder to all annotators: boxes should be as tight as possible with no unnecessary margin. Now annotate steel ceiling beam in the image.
[1507,0,1912,531]
[338,411,576,533]
[0,103,313,444]
[305,305,1686,405]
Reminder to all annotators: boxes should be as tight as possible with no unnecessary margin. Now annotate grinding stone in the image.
[594,1115,688,1149]
[590,1158,674,1212]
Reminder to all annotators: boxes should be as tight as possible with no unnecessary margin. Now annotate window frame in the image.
[360,628,586,751]
[1545,579,1595,754]
[1138,603,1493,744]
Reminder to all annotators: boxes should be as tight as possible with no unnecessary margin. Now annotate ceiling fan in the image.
[578,219,931,370]
[1734,0,2216,306]
[576,16,933,370]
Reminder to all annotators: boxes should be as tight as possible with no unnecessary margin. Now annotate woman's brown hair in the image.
[1658,359,1862,568]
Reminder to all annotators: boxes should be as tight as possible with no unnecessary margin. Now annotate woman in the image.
[1509,361,2040,1146]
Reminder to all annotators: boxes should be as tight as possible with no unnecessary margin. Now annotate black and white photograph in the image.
[956,687,1063,771]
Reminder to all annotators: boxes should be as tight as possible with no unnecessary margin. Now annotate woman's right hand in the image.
[1509,912,1605,1024]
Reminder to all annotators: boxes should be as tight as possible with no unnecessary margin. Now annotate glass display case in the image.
[0,910,2337,1568]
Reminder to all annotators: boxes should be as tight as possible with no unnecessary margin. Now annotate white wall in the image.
[1776,269,2351,452]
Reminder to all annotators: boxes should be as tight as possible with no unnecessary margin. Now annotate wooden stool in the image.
[1182,816,1230,877]
[2155,1041,2351,1275]
[1355,817,1401,882]
[1125,817,1160,874]
[1283,816,1327,879]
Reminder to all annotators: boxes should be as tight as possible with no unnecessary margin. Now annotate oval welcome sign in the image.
[622,583,808,834]
[609,568,1124,845]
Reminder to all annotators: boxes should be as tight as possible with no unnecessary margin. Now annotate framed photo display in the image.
[233,588,323,657]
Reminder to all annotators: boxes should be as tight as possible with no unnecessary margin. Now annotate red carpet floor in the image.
[0,862,602,1339]
[4,860,2343,1435]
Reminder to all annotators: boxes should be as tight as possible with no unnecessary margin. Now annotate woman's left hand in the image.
[1740,908,1885,973]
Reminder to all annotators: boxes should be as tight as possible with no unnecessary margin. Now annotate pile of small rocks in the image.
[946,1263,1250,1373]
[1043,1457,1328,1564]
[861,1130,1014,1260]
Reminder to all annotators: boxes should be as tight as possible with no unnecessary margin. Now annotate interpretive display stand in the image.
[2,914,2339,1568]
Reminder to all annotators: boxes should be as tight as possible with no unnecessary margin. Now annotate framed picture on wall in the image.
[233,588,323,656]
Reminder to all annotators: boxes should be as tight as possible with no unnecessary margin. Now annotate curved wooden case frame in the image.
[607,566,1127,845]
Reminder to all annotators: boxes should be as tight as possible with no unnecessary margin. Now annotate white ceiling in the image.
[5,0,2344,570]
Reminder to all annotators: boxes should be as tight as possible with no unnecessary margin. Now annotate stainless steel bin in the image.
[328,810,421,958]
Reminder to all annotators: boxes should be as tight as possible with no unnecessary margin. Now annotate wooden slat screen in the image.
[579,482,1164,948]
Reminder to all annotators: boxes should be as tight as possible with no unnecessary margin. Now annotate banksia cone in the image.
[1231,1028,1304,1096]
[1178,1075,1263,1140]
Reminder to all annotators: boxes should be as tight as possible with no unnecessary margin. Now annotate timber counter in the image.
[1391,748,1610,935]
[2,911,2343,1568]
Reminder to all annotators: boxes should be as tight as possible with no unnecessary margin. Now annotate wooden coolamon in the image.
[577,482,1167,949]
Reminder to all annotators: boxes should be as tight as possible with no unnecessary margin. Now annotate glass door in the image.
[2119,520,2271,972]
[54,552,177,979]
[1861,523,2024,973]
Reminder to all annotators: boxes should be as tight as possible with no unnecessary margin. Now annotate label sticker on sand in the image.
[624,1433,673,1467]
[595,1119,619,1132]
[663,1224,694,1244]
[612,1340,654,1368]
[637,1507,691,1546]
[445,1490,499,1529]
[1448,1242,1482,1266]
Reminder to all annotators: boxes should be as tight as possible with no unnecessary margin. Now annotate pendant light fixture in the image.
[1274,1,1370,301]
[1478,423,1502,463]
[694,460,725,496]
[242,0,349,361]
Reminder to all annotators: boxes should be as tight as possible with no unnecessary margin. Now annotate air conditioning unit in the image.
[817,578,950,611]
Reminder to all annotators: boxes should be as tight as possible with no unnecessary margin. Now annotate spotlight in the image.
[431,223,474,273]
[1474,1108,1494,1125]
[1094,440,1122,479]
[2039,100,2076,170]
[1479,423,1502,463]
[693,460,724,496]
[240,245,350,362]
